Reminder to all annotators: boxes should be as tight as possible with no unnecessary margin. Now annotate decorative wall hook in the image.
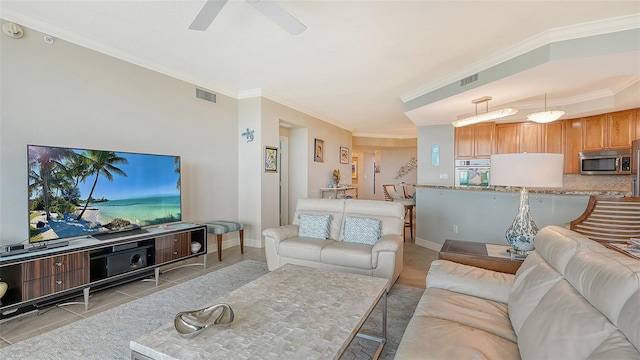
[241,128,255,142]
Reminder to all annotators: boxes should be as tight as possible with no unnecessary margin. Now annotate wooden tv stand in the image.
[0,223,207,321]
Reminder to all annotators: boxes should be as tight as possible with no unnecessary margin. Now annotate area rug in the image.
[0,260,424,359]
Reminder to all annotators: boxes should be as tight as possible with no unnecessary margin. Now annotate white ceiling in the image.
[1,1,639,138]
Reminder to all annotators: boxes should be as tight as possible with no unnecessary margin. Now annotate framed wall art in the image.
[314,138,324,162]
[340,146,349,164]
[264,146,278,172]
[352,159,358,179]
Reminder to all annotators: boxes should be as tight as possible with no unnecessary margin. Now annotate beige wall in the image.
[0,23,350,246]
[0,25,240,246]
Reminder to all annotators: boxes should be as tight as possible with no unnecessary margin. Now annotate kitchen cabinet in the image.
[494,122,543,154]
[455,122,494,159]
[583,110,636,151]
[564,118,583,174]
[494,123,519,154]
[544,121,565,154]
[521,122,544,153]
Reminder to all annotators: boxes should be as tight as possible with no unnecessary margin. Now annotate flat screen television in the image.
[28,145,181,244]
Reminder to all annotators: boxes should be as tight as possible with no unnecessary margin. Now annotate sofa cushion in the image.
[341,199,404,239]
[564,246,640,328]
[321,241,373,270]
[342,216,381,245]
[293,199,345,240]
[508,251,563,334]
[427,260,514,303]
[517,279,618,360]
[277,238,334,262]
[394,316,520,360]
[298,214,331,239]
[618,289,640,352]
[416,288,516,342]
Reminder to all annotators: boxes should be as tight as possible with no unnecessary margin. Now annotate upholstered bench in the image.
[205,221,244,261]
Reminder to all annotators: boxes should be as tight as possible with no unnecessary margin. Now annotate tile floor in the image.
[0,236,439,348]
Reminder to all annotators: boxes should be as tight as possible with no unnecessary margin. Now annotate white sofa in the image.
[262,198,405,288]
[396,225,640,359]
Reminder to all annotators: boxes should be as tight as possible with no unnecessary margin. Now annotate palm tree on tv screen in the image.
[29,146,75,220]
[75,150,128,221]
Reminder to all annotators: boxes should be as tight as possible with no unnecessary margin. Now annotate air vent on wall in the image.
[196,88,217,103]
[460,74,478,87]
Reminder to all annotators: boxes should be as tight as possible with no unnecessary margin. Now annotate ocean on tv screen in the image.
[28,145,181,242]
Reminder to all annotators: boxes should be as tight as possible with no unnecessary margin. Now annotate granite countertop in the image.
[414,184,631,197]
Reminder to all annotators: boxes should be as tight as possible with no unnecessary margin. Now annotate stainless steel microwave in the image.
[579,150,631,175]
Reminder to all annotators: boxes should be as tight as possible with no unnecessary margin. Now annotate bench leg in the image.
[239,229,244,254]
[217,234,223,261]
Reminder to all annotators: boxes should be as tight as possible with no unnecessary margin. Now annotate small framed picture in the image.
[264,146,278,172]
[340,146,349,164]
[314,138,324,162]
[352,159,358,179]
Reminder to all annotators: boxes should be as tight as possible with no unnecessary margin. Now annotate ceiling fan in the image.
[189,0,307,35]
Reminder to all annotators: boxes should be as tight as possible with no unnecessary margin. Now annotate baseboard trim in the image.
[207,234,263,253]
[415,237,443,252]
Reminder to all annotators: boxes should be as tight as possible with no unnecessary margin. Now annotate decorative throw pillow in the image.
[298,214,332,239]
[343,216,382,245]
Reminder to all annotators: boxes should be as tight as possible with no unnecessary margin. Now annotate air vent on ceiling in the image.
[460,74,478,87]
[196,88,217,103]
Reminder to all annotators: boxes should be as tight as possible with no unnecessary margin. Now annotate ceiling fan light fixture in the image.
[451,96,518,127]
[527,93,565,123]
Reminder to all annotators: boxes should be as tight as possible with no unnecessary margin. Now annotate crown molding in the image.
[401,13,640,104]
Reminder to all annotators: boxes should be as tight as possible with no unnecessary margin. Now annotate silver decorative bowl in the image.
[174,303,234,338]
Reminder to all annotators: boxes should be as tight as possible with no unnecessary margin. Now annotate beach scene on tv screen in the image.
[28,145,181,242]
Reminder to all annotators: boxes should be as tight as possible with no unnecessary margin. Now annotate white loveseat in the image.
[262,198,405,288]
[396,225,640,359]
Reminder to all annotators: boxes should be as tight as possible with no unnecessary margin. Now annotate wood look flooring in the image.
[0,235,438,348]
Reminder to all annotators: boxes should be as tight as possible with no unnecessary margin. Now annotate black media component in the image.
[106,248,148,277]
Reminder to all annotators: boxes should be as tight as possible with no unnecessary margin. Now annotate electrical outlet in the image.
[453,225,458,233]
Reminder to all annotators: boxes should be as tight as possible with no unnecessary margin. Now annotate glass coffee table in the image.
[130,264,389,360]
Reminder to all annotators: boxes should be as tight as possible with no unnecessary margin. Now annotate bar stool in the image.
[383,185,414,241]
[205,221,244,261]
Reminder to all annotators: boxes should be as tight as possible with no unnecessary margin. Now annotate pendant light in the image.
[527,93,565,123]
[452,96,518,127]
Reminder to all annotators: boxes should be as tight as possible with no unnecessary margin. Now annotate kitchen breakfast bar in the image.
[412,185,630,251]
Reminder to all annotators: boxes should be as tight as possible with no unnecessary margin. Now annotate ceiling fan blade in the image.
[248,0,306,35]
[189,0,229,31]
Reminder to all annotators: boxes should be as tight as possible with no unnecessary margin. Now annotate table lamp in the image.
[490,153,564,251]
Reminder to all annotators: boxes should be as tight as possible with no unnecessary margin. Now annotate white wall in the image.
[0,25,239,246]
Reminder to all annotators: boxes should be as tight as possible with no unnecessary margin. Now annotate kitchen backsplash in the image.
[562,174,632,192]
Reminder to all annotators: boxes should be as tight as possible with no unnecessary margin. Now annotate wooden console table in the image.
[438,239,524,274]
[0,223,207,320]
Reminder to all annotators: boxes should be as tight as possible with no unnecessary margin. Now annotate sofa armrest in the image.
[262,225,299,244]
[371,234,403,267]
[427,260,515,304]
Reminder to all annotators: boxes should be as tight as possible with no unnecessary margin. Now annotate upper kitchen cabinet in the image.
[582,109,636,151]
[455,122,494,159]
[564,119,583,174]
[544,121,565,154]
[494,122,545,154]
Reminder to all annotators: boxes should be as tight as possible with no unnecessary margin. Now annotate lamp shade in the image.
[490,153,564,188]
